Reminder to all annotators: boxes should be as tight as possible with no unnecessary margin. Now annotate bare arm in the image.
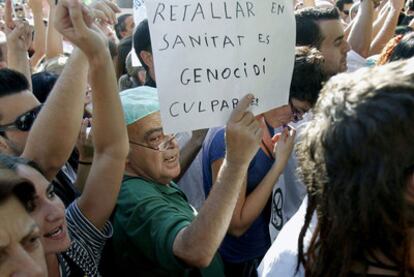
[372,2,390,38]
[210,127,295,237]
[45,1,63,59]
[77,46,128,230]
[5,8,33,89]
[73,118,93,192]
[28,0,46,69]
[347,0,374,58]
[173,95,263,268]
[22,48,88,180]
[369,0,403,56]
[51,0,128,230]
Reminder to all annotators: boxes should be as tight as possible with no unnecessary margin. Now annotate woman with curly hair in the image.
[296,60,414,276]
[259,59,414,276]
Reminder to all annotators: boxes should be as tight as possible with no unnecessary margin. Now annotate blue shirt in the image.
[202,126,274,263]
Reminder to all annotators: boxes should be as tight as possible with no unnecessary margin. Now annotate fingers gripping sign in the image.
[225,94,263,166]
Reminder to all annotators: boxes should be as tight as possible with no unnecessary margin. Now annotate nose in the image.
[44,201,62,223]
[11,247,46,277]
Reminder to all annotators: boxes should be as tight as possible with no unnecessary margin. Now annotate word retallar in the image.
[152,1,255,23]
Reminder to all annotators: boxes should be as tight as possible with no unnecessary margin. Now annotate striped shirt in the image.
[58,201,113,277]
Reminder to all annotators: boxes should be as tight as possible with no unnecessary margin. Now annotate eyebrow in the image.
[143,128,163,141]
[21,223,38,244]
[334,35,345,44]
[0,223,37,251]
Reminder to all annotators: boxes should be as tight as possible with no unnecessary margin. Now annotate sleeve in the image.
[117,185,193,272]
[207,128,226,163]
[65,201,113,261]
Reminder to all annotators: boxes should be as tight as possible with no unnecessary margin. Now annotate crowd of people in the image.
[0,0,413,276]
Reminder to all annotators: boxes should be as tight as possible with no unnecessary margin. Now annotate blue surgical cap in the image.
[120,86,160,125]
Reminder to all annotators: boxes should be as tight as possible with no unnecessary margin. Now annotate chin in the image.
[43,231,72,254]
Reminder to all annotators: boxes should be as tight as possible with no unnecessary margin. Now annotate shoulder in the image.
[258,197,312,277]
[120,177,164,200]
[66,201,113,240]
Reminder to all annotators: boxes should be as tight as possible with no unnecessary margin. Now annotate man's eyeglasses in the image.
[289,100,305,123]
[129,133,176,152]
[0,105,42,132]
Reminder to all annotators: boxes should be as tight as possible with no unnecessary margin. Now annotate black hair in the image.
[389,32,414,62]
[0,154,38,212]
[0,68,30,97]
[295,7,340,48]
[133,19,152,73]
[108,39,118,60]
[116,36,132,79]
[297,60,414,276]
[114,13,132,40]
[336,0,353,11]
[31,71,58,103]
[290,47,327,106]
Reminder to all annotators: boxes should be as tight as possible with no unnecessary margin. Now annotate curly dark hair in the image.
[296,60,414,276]
[290,46,326,106]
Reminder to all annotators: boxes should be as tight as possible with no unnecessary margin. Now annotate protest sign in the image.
[146,0,296,133]
[132,0,147,66]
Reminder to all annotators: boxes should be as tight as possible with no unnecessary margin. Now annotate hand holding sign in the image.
[225,94,262,166]
[146,0,296,133]
[273,125,296,170]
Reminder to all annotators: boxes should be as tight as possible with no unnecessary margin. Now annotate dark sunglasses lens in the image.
[343,10,349,15]
[16,113,35,131]
[16,107,41,131]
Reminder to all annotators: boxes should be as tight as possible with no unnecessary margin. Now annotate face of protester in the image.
[0,91,40,155]
[126,112,180,185]
[0,195,47,277]
[341,3,353,23]
[16,165,71,255]
[318,19,350,76]
[122,16,135,38]
[263,98,312,128]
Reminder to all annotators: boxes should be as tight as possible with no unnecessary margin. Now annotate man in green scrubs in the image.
[112,86,263,276]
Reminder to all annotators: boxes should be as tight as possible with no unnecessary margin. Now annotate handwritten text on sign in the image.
[146,0,296,133]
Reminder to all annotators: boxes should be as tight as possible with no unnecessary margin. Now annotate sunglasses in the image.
[289,100,305,123]
[0,105,42,132]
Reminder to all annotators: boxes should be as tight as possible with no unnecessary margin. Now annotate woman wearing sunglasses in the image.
[0,0,128,276]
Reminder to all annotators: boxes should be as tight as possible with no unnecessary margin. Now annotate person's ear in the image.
[139,50,153,69]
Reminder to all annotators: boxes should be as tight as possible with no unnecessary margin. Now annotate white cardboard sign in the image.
[146,0,296,133]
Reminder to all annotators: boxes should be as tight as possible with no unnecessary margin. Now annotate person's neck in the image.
[124,169,172,186]
[46,253,60,277]
[262,113,282,129]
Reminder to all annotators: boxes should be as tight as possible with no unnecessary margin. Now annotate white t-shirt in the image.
[175,131,206,211]
[269,118,309,242]
[347,50,368,73]
[258,196,317,277]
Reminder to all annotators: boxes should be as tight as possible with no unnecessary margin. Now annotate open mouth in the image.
[165,155,177,163]
[44,225,64,239]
